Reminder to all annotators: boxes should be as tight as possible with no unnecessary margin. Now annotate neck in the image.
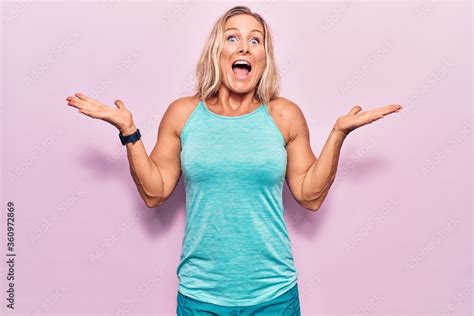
[207,87,260,111]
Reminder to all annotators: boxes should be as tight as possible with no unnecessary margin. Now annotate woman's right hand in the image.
[66,92,136,134]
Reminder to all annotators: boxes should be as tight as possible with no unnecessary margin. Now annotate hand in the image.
[333,104,403,137]
[66,92,135,134]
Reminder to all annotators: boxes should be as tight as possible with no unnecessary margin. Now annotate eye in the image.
[250,37,260,45]
[227,35,238,43]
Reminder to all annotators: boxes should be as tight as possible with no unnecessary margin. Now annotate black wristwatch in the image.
[119,128,141,145]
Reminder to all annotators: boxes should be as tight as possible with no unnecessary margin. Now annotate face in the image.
[220,14,266,95]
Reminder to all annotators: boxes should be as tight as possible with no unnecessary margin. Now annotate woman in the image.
[66,5,402,315]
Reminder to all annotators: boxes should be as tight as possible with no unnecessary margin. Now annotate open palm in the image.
[334,104,403,136]
[66,93,134,133]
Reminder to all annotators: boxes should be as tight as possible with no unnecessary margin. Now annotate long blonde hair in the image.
[193,6,280,105]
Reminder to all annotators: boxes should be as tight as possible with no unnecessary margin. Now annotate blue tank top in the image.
[177,99,298,306]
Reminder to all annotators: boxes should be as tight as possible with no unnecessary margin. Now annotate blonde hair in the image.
[193,6,280,105]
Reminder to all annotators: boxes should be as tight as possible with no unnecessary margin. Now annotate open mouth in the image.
[231,59,252,80]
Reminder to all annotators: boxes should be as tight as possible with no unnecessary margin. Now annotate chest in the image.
[180,121,287,186]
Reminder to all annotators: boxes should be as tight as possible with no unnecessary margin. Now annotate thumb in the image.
[114,99,125,109]
[348,105,362,116]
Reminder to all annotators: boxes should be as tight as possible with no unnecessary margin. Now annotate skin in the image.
[65,14,402,211]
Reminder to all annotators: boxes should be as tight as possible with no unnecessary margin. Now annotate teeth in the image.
[233,60,250,66]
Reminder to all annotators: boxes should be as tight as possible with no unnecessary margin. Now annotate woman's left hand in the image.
[333,104,403,137]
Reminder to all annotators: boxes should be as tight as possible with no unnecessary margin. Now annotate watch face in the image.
[120,129,140,145]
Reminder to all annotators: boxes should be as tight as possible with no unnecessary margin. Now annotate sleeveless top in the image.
[177,99,298,306]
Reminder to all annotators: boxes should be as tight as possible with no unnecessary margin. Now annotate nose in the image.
[238,41,249,54]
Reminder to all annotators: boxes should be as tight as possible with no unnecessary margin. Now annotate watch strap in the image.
[119,128,141,145]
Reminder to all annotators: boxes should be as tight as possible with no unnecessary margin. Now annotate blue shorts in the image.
[176,283,301,315]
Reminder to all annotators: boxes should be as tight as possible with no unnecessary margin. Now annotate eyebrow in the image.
[224,27,264,36]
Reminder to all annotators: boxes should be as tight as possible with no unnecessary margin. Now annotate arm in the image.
[127,98,187,208]
[284,100,403,211]
[66,93,186,208]
[122,122,170,208]
[281,98,342,212]
[299,127,346,211]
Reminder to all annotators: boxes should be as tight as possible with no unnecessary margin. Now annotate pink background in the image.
[1,1,472,315]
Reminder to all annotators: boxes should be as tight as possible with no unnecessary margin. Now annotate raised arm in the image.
[67,93,188,208]
[276,98,320,211]
[125,96,200,208]
[142,97,194,207]
[123,99,183,208]
[282,98,402,212]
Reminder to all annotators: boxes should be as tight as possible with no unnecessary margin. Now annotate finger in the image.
[382,105,402,116]
[68,95,104,113]
[391,104,403,113]
[67,97,87,109]
[75,92,99,105]
[381,104,403,115]
[114,99,125,109]
[387,103,402,109]
[78,107,94,118]
[78,107,103,119]
[355,110,384,124]
[367,104,401,118]
[348,105,362,116]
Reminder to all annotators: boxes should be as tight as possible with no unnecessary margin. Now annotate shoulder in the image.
[267,97,309,142]
[268,97,306,122]
[166,95,200,115]
[161,95,200,138]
